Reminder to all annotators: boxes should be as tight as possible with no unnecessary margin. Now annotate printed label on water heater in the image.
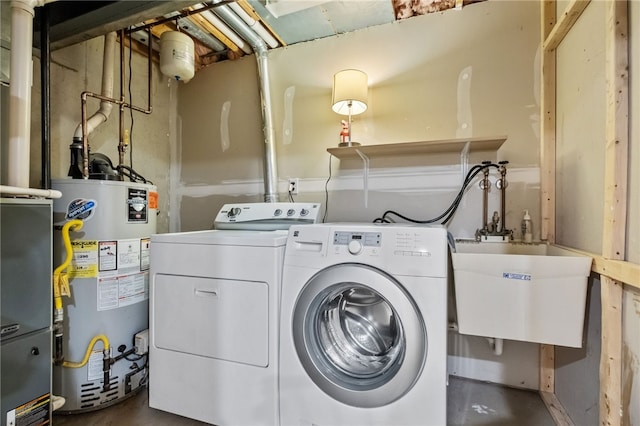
[97,272,149,311]
[69,240,99,278]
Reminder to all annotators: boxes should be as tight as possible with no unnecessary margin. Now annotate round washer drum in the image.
[292,263,427,408]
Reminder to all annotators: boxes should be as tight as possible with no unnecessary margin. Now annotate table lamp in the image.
[332,69,368,147]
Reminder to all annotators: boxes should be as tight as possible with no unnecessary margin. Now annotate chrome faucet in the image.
[475,160,513,241]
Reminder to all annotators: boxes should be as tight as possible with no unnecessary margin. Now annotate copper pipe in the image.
[81,92,89,178]
[119,29,126,166]
[79,30,154,176]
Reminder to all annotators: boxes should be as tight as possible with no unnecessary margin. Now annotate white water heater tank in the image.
[160,31,195,82]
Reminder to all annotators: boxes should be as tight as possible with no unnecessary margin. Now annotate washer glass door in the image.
[293,263,427,408]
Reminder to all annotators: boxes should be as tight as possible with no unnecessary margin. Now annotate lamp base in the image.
[338,141,361,148]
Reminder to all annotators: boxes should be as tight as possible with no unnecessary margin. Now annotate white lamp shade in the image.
[331,69,368,115]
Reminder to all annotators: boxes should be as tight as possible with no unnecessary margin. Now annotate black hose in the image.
[373,163,499,225]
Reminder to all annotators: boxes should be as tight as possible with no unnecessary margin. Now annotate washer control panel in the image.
[333,231,381,256]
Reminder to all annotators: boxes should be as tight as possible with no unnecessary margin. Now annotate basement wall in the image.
[177,1,543,388]
[26,36,174,233]
[554,1,639,424]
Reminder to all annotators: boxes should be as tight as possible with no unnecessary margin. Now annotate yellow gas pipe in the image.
[53,220,111,389]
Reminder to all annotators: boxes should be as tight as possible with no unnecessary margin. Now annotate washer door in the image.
[292,263,427,408]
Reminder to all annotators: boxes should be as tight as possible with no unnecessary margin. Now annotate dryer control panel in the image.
[214,202,321,230]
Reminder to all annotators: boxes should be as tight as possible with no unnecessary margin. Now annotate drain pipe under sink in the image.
[214,4,279,202]
[487,337,504,356]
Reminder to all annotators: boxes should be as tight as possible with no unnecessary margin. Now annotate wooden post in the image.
[539,0,556,396]
[599,1,629,426]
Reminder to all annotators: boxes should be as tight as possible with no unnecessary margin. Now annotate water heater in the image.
[51,179,157,413]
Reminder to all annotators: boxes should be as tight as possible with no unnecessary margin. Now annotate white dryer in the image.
[149,202,320,425]
[279,223,449,426]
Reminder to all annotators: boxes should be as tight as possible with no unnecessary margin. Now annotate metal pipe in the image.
[78,30,154,177]
[480,161,491,233]
[73,32,116,139]
[39,3,51,189]
[228,2,279,49]
[81,92,89,178]
[119,29,126,166]
[498,161,509,233]
[214,4,279,202]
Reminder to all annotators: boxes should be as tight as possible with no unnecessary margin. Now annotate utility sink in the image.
[451,240,593,348]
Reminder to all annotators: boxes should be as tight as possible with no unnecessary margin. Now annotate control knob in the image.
[227,207,241,218]
[348,240,363,255]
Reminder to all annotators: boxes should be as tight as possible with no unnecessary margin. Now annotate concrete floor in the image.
[52,376,554,426]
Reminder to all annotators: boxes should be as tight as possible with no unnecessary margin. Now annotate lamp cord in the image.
[322,153,332,223]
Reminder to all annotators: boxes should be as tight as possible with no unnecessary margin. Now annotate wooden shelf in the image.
[326,136,507,160]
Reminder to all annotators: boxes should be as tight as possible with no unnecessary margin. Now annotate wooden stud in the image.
[599,1,628,426]
[540,391,575,426]
[539,0,557,399]
[540,0,556,244]
[554,245,640,289]
[543,0,591,51]
[539,344,555,393]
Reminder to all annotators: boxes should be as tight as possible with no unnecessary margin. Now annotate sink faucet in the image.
[475,161,513,241]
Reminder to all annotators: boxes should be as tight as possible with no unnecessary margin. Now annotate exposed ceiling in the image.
[28,0,484,72]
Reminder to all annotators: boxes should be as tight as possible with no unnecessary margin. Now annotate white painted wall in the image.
[555,1,640,424]
[177,1,544,389]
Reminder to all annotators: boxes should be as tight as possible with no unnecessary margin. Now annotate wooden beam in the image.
[553,245,640,289]
[540,344,555,393]
[543,0,591,51]
[540,391,575,426]
[188,12,244,59]
[540,0,556,244]
[237,0,287,47]
[539,0,557,399]
[48,1,200,51]
[599,1,629,425]
[600,276,624,426]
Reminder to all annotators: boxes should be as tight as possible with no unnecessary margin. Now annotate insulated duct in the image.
[214,4,279,203]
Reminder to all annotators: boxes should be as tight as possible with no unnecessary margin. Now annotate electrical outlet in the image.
[288,178,299,194]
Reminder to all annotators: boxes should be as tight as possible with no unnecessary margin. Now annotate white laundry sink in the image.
[451,241,592,347]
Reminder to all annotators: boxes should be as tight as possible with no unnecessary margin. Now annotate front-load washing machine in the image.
[149,202,320,425]
[279,223,449,426]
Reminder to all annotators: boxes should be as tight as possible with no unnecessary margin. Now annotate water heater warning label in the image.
[127,188,148,223]
[69,240,99,278]
[6,393,50,426]
[97,272,148,311]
